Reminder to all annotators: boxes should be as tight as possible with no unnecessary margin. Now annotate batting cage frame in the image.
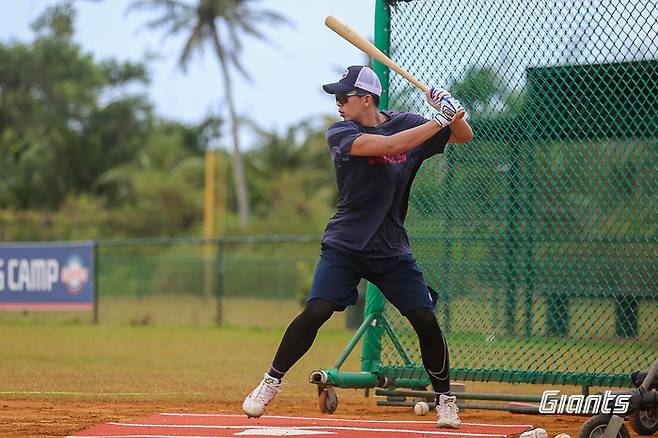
[310,0,657,412]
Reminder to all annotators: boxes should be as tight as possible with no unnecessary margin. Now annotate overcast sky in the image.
[0,0,376,148]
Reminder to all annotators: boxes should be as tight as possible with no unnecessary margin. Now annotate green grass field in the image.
[0,319,359,403]
[0,296,349,329]
[0,315,610,405]
[2,294,653,405]
[0,297,359,406]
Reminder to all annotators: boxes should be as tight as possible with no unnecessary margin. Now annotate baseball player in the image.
[243,65,473,428]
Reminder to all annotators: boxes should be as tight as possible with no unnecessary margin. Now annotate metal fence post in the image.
[93,240,99,325]
[505,141,521,335]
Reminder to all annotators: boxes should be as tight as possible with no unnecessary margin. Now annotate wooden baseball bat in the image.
[325,15,464,118]
[325,15,429,93]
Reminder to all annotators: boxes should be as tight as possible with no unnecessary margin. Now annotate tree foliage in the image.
[127,0,293,228]
[0,3,151,209]
[0,3,338,241]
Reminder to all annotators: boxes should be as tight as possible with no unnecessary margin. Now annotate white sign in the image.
[0,258,59,292]
[539,390,631,415]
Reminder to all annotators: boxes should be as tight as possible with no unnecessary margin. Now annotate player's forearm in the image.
[448,117,473,144]
[350,121,442,157]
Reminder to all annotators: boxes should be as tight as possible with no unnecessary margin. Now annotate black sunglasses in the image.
[335,91,368,104]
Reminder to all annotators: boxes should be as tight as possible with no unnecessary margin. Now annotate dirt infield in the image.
[1,395,641,438]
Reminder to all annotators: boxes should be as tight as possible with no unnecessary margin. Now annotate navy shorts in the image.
[307,247,438,315]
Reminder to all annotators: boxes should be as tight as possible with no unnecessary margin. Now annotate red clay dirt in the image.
[70,412,533,437]
[2,397,641,438]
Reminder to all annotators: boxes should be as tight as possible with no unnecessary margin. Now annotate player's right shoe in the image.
[242,373,281,418]
[520,428,548,438]
[436,394,461,428]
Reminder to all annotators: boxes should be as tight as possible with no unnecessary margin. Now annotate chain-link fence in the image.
[367,0,657,388]
[94,236,322,327]
[0,236,367,329]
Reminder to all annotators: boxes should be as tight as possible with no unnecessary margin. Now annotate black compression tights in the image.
[271,298,337,374]
[405,308,451,394]
[271,301,449,395]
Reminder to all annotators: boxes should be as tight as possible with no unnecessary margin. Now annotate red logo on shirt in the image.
[368,154,407,165]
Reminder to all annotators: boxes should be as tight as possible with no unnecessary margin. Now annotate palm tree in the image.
[127,0,291,227]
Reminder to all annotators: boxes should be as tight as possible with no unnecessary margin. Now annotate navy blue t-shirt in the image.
[321,110,451,258]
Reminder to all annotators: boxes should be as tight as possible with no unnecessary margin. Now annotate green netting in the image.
[368,0,657,387]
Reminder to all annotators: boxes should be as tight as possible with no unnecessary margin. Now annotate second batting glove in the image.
[432,96,464,128]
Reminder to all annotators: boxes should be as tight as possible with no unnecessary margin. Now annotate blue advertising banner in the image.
[0,242,94,311]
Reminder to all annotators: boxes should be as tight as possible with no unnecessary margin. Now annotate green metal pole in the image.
[323,369,379,388]
[373,0,390,110]
[505,141,521,335]
[380,317,413,366]
[93,241,99,325]
[376,388,551,402]
[361,283,386,373]
[524,139,537,338]
[333,313,377,369]
[377,400,540,414]
[360,0,391,374]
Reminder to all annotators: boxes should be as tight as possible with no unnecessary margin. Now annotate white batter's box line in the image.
[160,413,534,428]
[106,422,509,437]
[236,429,335,435]
[70,435,233,438]
[70,432,330,438]
[1,391,204,396]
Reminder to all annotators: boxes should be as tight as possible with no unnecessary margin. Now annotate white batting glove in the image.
[426,87,452,110]
[432,96,464,128]
[448,96,464,116]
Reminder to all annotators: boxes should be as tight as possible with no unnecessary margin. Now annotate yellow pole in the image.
[215,153,226,324]
[203,149,215,302]
[217,153,226,236]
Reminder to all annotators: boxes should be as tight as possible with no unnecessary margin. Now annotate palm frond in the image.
[227,5,294,53]
[225,21,244,57]
[95,162,138,188]
[228,50,252,82]
[125,0,196,35]
[179,26,205,70]
[125,0,193,18]
[171,156,205,176]
[241,8,294,29]
[232,18,266,43]
[135,0,192,12]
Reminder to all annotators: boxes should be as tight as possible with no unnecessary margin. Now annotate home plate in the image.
[238,428,334,435]
[69,413,535,437]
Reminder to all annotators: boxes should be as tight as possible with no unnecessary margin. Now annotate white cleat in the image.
[242,373,281,418]
[436,394,461,428]
[520,428,548,438]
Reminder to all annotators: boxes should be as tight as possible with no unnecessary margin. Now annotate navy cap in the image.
[322,65,382,96]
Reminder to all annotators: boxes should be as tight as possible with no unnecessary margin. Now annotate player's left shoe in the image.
[520,428,548,438]
[242,373,281,418]
[436,394,461,428]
